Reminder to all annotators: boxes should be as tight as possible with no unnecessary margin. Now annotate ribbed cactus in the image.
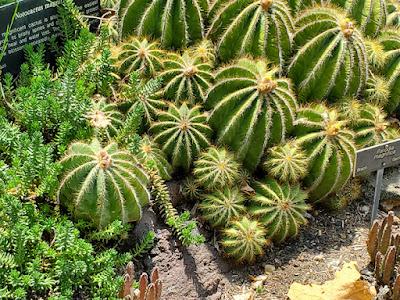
[193,147,240,190]
[380,31,400,113]
[221,216,268,262]
[365,73,391,106]
[324,177,362,211]
[387,0,400,28]
[206,58,297,171]
[288,7,368,102]
[263,141,309,183]
[118,0,206,49]
[188,40,216,65]
[351,103,398,148]
[199,187,246,228]
[160,52,213,104]
[180,177,203,201]
[150,103,212,171]
[294,104,356,202]
[337,97,362,125]
[136,135,173,180]
[86,98,124,141]
[57,140,150,228]
[207,0,294,68]
[364,39,387,71]
[116,37,164,77]
[250,178,309,243]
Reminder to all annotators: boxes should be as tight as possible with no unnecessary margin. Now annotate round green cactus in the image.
[86,97,124,141]
[188,39,216,66]
[180,176,203,201]
[206,58,297,171]
[57,140,150,228]
[118,0,207,49]
[221,216,268,263]
[116,37,164,77]
[207,0,294,68]
[351,103,399,148]
[380,31,400,113]
[250,178,310,243]
[364,39,387,71]
[365,73,391,106]
[294,104,356,202]
[199,187,246,228]
[288,7,368,102]
[160,52,213,104]
[193,147,240,190]
[337,97,362,125]
[263,141,309,183]
[150,103,212,171]
[136,135,173,180]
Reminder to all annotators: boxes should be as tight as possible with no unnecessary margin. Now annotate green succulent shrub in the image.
[136,135,173,180]
[294,104,356,202]
[150,103,212,171]
[199,187,246,228]
[207,0,294,69]
[380,31,400,113]
[206,58,297,171]
[288,6,368,102]
[221,216,268,262]
[160,52,213,104]
[193,147,240,191]
[57,139,150,228]
[250,178,310,243]
[116,37,164,77]
[118,0,207,49]
[263,141,309,183]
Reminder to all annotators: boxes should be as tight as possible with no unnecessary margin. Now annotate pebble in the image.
[264,264,276,273]
[360,205,369,213]
[314,253,324,261]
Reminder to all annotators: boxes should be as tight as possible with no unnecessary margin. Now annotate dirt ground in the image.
[137,190,374,300]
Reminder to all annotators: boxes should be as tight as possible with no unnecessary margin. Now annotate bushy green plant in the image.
[160,52,213,104]
[57,139,150,228]
[207,0,294,69]
[206,58,297,171]
[221,216,268,262]
[199,187,246,228]
[119,0,207,48]
[263,141,309,183]
[288,6,368,102]
[250,178,310,243]
[150,103,212,171]
[193,147,240,190]
[294,104,356,202]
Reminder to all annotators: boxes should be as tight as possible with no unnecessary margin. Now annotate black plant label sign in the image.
[0,0,100,74]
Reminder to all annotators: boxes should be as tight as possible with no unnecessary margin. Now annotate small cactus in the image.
[364,39,387,71]
[387,0,400,28]
[180,177,203,201]
[199,187,246,228]
[365,73,391,106]
[193,147,240,191]
[250,178,310,243]
[221,216,269,263]
[188,40,216,65]
[263,141,309,183]
[324,178,362,211]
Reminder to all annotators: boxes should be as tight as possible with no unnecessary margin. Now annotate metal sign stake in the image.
[371,168,384,224]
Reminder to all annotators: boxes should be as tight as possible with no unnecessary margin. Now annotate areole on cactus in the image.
[288,6,368,102]
[206,58,297,171]
[57,139,150,228]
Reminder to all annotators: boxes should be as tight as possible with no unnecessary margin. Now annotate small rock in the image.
[233,291,255,300]
[360,205,369,213]
[264,264,276,273]
[314,253,324,261]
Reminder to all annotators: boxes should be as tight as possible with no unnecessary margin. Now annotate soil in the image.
[138,180,380,300]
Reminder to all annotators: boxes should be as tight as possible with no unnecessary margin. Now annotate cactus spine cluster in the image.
[250,178,310,243]
[207,0,294,68]
[206,58,297,171]
[151,103,212,171]
[57,140,150,228]
[388,0,400,28]
[288,7,368,102]
[294,104,356,202]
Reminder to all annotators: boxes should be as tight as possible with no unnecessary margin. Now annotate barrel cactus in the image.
[160,52,213,104]
[250,178,310,243]
[380,31,400,113]
[364,39,387,71]
[118,0,207,49]
[200,187,246,228]
[207,0,294,69]
[136,135,173,180]
[180,176,203,201]
[150,103,212,171]
[263,141,309,183]
[294,104,356,202]
[206,58,297,171]
[188,40,216,65]
[288,6,368,102]
[57,140,150,228]
[221,216,268,262]
[365,73,391,106]
[116,37,164,77]
[193,147,240,191]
